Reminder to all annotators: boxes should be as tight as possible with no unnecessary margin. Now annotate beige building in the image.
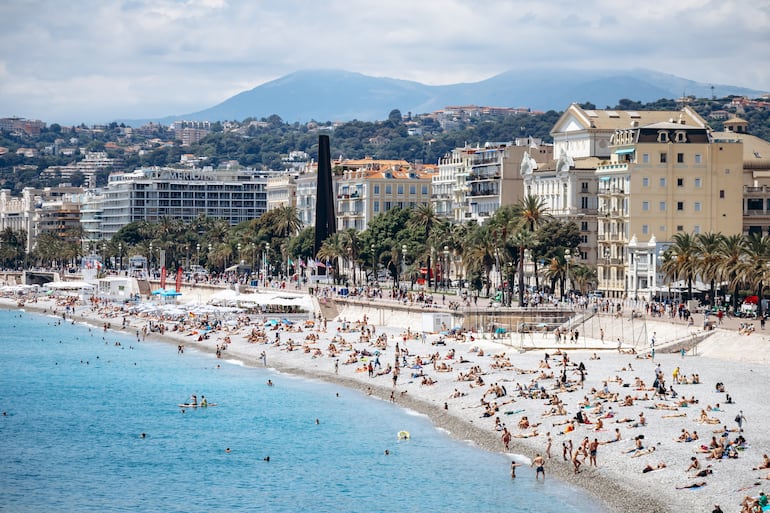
[265,173,297,211]
[334,159,435,231]
[708,118,770,236]
[597,117,743,299]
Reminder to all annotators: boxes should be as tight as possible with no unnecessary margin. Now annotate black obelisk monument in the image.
[314,135,336,257]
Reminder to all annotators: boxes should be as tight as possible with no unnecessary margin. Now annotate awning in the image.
[615,148,635,154]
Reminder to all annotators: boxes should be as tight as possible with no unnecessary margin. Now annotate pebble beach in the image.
[4,291,770,513]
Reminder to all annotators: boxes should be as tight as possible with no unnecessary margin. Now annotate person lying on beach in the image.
[631,447,656,458]
[642,462,667,473]
[513,429,539,438]
[676,481,707,489]
[691,468,713,478]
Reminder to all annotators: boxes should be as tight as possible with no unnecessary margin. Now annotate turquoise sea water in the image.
[0,308,605,513]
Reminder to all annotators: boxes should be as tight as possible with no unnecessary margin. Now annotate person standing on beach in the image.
[532,454,545,480]
[588,438,599,467]
[650,332,656,361]
[502,427,511,451]
[545,432,552,459]
[736,410,747,432]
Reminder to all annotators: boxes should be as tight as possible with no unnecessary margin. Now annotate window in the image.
[677,201,684,211]
[676,225,684,232]
[397,185,404,195]
[660,153,667,163]
[719,190,725,199]
[642,201,649,211]
[642,177,649,187]
[694,154,702,164]
[642,224,648,234]
[694,225,701,234]
[580,235,588,243]
[659,178,666,187]
[581,182,588,191]
[373,185,380,194]
[677,178,684,187]
[642,153,649,163]
[384,201,392,210]
[659,201,666,211]
[373,201,380,212]
[694,202,701,212]
[409,185,416,195]
[677,153,684,163]
[581,197,589,208]
[694,178,702,188]
[581,221,588,231]
[385,185,392,195]
[421,185,428,194]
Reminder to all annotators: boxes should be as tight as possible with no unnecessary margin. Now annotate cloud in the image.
[0,0,768,124]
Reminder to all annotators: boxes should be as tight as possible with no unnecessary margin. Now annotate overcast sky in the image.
[1,0,768,124]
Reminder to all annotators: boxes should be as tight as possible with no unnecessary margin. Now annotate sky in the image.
[1,0,769,125]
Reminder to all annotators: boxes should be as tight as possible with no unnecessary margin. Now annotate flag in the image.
[287,257,294,266]
[175,267,183,293]
[160,266,167,289]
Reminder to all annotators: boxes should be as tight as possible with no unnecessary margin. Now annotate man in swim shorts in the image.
[532,454,545,480]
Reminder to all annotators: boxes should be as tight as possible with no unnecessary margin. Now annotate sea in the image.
[0,308,606,513]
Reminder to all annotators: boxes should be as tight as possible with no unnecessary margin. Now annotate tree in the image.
[716,234,746,310]
[734,233,770,317]
[661,232,699,300]
[695,232,724,306]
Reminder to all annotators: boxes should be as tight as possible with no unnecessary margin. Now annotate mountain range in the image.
[122,68,767,126]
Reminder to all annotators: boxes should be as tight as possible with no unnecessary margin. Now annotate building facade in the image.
[597,119,743,299]
[100,167,271,240]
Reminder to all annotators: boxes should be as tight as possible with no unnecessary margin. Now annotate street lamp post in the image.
[196,244,200,266]
[208,243,213,271]
[564,248,572,303]
[149,242,153,275]
[401,244,407,289]
[265,243,270,281]
[237,243,242,265]
[370,244,375,284]
[443,246,449,291]
[118,243,123,272]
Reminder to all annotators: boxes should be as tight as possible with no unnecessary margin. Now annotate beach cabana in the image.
[47,280,95,290]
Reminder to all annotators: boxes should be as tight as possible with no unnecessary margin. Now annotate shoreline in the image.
[5,295,769,513]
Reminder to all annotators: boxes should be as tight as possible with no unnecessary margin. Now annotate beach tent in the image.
[47,280,95,290]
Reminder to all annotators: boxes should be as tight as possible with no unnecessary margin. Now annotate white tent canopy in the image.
[46,280,95,290]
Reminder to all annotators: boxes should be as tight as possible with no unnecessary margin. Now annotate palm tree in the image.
[661,232,699,300]
[316,232,348,284]
[716,234,747,311]
[409,204,440,287]
[463,226,496,297]
[695,232,724,307]
[570,263,598,294]
[734,233,770,317]
[273,205,303,239]
[512,195,551,294]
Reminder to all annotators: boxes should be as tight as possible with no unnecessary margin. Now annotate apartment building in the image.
[434,141,548,224]
[334,159,435,231]
[709,118,770,236]
[597,116,743,299]
[100,167,271,240]
[266,172,297,211]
